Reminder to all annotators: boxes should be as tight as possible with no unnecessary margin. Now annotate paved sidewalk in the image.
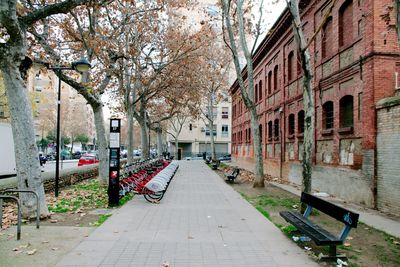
[226,160,400,239]
[56,161,318,267]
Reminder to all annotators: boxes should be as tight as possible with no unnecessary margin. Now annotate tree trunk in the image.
[127,107,135,164]
[249,107,264,187]
[221,0,265,187]
[174,138,179,160]
[139,119,149,159]
[1,64,49,217]
[287,0,315,197]
[156,128,163,158]
[208,95,216,160]
[92,105,108,185]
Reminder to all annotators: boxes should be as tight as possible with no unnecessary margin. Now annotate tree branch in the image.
[20,0,88,26]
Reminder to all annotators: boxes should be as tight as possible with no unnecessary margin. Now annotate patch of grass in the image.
[239,192,250,201]
[255,206,271,220]
[119,193,134,206]
[48,179,108,213]
[256,195,299,209]
[92,213,112,226]
[281,225,297,237]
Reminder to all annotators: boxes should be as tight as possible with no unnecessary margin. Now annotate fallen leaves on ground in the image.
[27,249,37,255]
[1,179,108,230]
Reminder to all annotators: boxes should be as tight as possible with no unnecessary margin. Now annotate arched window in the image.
[268,121,273,140]
[259,124,263,144]
[288,114,295,135]
[258,80,263,101]
[248,128,251,142]
[274,65,279,91]
[322,101,334,129]
[339,0,353,47]
[288,51,294,81]
[274,119,279,139]
[268,71,272,94]
[255,84,258,103]
[297,53,301,75]
[340,95,354,128]
[298,110,305,134]
[322,17,333,59]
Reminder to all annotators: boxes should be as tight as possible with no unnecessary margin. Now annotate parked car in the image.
[72,151,83,159]
[218,154,231,161]
[78,154,99,166]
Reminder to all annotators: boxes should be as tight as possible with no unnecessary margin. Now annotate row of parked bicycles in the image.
[119,159,179,203]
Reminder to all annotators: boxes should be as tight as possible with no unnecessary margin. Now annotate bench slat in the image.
[280,211,342,245]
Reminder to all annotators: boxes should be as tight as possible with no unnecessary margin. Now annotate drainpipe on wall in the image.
[279,106,284,180]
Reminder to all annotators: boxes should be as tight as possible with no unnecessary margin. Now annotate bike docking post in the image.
[4,189,40,229]
[108,118,121,207]
[0,195,22,240]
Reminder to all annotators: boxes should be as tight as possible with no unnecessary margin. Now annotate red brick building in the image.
[230,0,400,208]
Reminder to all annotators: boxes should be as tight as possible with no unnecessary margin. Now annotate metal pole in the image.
[55,77,61,197]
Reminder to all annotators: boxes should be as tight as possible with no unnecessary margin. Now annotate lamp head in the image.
[72,58,91,73]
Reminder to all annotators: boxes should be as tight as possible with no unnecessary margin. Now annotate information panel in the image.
[108,118,121,206]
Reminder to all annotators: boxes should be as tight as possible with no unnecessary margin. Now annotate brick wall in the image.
[376,97,400,216]
[229,0,400,209]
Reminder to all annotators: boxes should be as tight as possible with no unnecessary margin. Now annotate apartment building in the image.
[167,100,232,159]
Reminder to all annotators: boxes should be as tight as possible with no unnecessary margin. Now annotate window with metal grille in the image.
[339,0,353,47]
[340,95,354,128]
[288,114,295,135]
[323,101,334,129]
[268,121,273,140]
[322,17,333,59]
[268,71,272,94]
[274,119,279,138]
[298,110,305,133]
[255,84,258,103]
[288,51,294,81]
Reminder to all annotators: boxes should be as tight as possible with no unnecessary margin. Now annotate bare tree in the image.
[0,0,89,217]
[220,0,266,187]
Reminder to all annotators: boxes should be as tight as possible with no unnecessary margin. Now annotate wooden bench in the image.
[225,167,240,183]
[280,192,359,260]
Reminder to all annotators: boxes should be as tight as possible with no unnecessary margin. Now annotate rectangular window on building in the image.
[205,125,217,136]
[189,123,192,131]
[221,125,229,137]
[222,107,229,119]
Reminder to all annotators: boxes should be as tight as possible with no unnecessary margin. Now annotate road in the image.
[43,160,80,173]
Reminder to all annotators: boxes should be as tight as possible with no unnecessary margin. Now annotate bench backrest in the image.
[301,192,359,228]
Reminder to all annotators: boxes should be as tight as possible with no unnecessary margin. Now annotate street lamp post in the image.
[46,58,91,197]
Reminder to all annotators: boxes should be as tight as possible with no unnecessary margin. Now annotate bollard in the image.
[5,189,40,229]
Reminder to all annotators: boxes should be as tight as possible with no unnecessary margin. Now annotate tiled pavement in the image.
[56,161,318,267]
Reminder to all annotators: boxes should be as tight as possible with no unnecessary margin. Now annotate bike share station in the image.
[108,118,121,207]
[107,118,179,206]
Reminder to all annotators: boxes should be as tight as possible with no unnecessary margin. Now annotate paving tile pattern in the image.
[56,161,318,267]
